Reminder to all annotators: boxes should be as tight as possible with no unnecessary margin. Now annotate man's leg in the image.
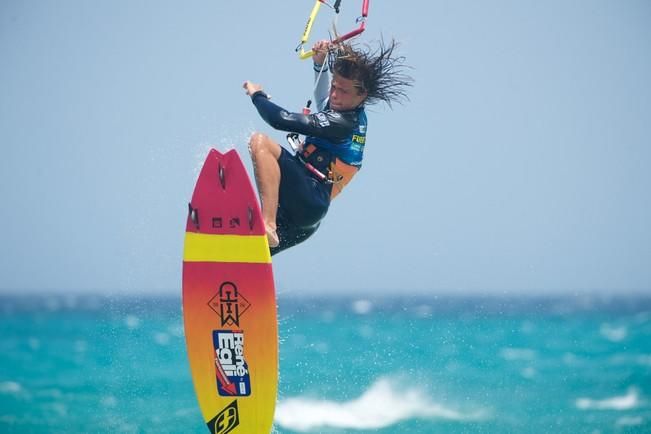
[248,132,282,247]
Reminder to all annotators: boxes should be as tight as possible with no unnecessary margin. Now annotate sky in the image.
[1,0,650,295]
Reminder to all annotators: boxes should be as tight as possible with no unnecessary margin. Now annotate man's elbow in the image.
[267,117,287,131]
[272,112,302,131]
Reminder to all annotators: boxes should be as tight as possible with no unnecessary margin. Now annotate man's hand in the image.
[243,81,264,97]
[312,40,330,66]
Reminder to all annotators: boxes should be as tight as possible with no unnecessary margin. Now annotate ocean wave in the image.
[575,388,640,411]
[274,377,487,432]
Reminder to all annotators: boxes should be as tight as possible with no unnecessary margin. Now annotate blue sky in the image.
[1,0,650,295]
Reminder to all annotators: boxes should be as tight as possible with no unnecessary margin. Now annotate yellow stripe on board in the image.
[183,232,271,264]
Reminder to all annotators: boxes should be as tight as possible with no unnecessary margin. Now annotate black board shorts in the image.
[270,147,331,255]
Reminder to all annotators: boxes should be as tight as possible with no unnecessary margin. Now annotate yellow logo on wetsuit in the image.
[352,134,366,144]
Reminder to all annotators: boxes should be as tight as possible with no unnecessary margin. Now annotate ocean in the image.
[1,293,650,433]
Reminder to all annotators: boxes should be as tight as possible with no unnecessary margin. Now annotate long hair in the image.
[328,38,413,108]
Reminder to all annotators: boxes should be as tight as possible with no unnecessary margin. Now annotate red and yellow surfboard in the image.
[182,149,277,434]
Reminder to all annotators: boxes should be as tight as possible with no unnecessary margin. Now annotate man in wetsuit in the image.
[244,39,411,255]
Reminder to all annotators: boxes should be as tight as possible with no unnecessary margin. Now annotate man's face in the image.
[329,73,368,111]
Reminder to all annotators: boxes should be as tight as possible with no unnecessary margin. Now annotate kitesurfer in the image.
[244,39,412,254]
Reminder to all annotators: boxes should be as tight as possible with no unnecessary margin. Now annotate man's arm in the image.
[312,40,330,111]
[250,90,353,142]
[313,63,330,112]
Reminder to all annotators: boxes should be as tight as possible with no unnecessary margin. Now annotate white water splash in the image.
[191,124,256,176]
[274,377,488,432]
[576,388,640,411]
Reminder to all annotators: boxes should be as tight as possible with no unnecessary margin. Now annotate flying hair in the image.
[327,38,413,108]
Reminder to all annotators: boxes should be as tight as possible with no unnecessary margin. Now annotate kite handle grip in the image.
[298,47,316,60]
[332,0,369,44]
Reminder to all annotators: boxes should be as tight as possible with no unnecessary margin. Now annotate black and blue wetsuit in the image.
[249,63,367,255]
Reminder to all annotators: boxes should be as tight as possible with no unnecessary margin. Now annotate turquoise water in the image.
[1,294,650,433]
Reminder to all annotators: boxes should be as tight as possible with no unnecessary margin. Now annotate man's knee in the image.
[249,132,281,160]
[249,132,269,156]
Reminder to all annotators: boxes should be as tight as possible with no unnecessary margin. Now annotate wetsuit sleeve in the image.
[251,91,354,141]
[313,62,330,112]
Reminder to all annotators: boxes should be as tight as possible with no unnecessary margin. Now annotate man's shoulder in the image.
[316,109,356,126]
[322,107,365,122]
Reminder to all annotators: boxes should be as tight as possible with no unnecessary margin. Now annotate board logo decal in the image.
[213,330,251,396]
[207,399,239,434]
[208,282,251,327]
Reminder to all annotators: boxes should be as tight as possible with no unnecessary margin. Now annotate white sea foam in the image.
[351,299,373,315]
[414,304,433,318]
[562,352,582,366]
[616,416,643,427]
[599,323,627,342]
[46,402,68,417]
[499,348,537,361]
[153,332,170,346]
[124,314,141,330]
[100,395,118,408]
[0,381,22,395]
[274,377,487,432]
[311,341,329,354]
[637,355,651,366]
[173,407,198,417]
[167,322,185,338]
[520,367,537,379]
[575,388,640,411]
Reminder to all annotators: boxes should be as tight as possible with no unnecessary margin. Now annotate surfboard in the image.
[182,149,277,434]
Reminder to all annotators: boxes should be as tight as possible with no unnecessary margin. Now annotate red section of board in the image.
[187,149,264,236]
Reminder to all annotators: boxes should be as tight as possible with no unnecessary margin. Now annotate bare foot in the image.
[265,223,279,248]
